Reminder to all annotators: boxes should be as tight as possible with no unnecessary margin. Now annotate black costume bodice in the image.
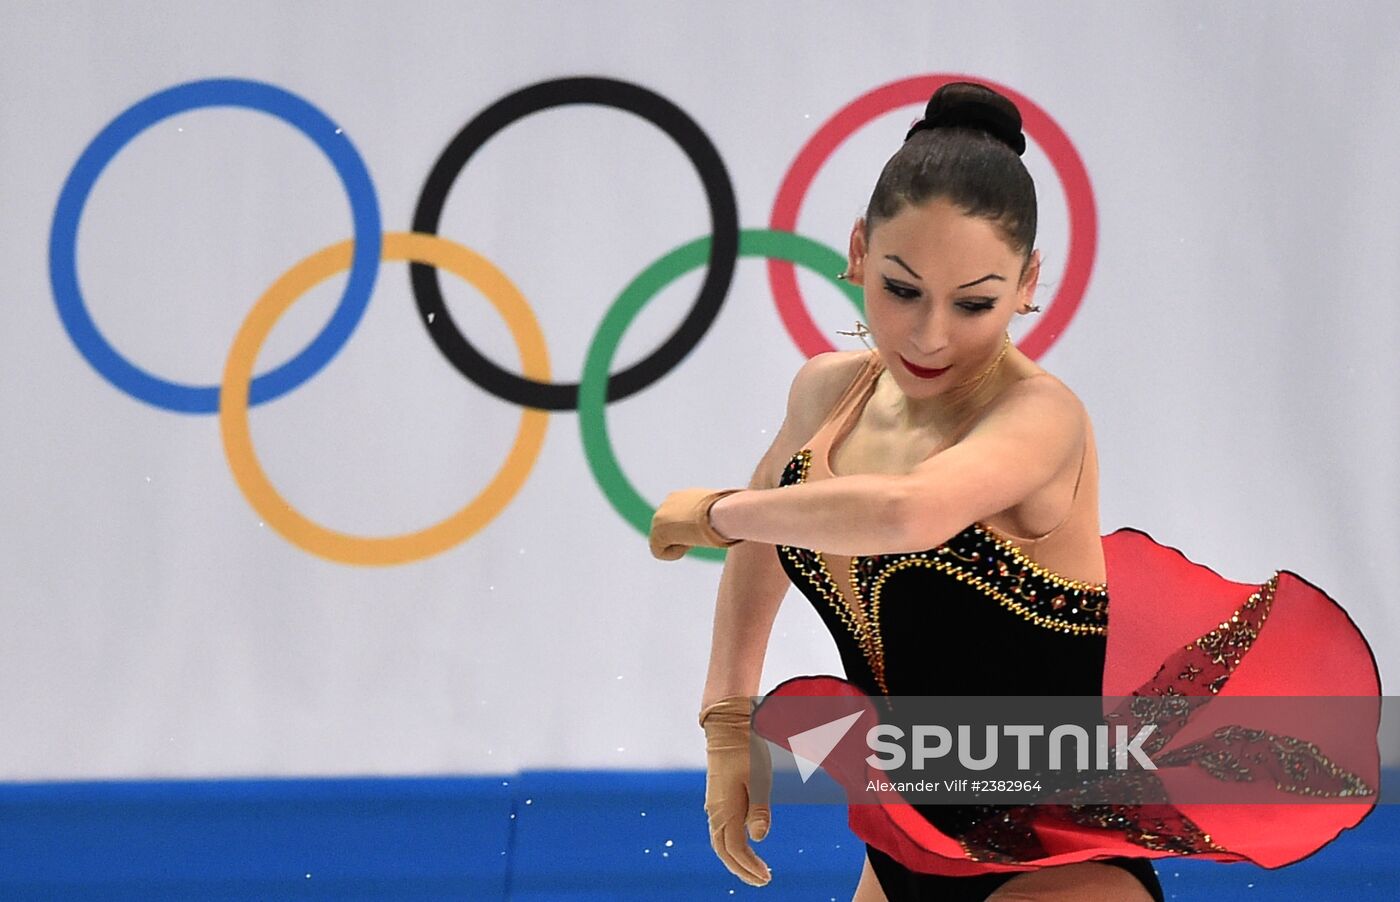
[774,446,1110,699]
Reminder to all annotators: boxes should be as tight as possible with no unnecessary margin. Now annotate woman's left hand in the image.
[649,488,744,560]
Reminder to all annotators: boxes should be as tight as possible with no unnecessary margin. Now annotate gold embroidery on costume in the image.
[946,789,1228,862]
[1154,725,1374,798]
[1183,574,1276,693]
[1101,576,1281,759]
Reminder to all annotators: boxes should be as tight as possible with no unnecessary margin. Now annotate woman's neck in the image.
[891,334,1017,435]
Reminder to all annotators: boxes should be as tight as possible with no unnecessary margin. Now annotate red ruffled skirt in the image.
[753,528,1381,875]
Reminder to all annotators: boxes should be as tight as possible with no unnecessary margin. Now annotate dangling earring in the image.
[835,271,850,281]
[836,320,873,349]
[1019,303,1042,314]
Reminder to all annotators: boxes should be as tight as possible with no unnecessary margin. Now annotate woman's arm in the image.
[699,510,792,709]
[707,374,1084,556]
[699,352,860,708]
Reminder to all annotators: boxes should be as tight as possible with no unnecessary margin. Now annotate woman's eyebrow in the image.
[884,255,922,279]
[884,255,1006,290]
[957,274,1006,289]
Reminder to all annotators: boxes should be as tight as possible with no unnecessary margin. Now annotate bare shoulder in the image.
[1007,370,1087,418]
[785,350,871,439]
[939,370,1091,501]
[971,369,1088,448]
[748,350,869,489]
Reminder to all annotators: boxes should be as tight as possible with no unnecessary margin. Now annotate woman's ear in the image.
[1017,249,1042,307]
[846,217,868,284]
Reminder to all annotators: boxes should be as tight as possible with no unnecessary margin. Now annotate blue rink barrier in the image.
[0,769,1395,900]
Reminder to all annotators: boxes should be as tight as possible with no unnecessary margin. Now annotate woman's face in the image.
[847,196,1040,402]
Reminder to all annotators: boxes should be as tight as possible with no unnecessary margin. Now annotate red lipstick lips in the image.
[900,355,950,379]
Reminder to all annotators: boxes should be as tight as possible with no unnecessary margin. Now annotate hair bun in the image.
[904,81,1027,156]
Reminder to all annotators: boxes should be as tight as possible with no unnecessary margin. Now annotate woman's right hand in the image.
[699,696,774,886]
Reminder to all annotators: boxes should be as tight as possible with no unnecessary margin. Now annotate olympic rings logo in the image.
[49,75,1096,566]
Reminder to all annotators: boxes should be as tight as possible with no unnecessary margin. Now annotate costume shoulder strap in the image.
[811,349,880,435]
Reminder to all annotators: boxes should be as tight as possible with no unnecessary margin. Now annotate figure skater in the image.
[649,81,1378,902]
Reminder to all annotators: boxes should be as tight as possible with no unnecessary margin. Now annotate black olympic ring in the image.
[410,76,740,411]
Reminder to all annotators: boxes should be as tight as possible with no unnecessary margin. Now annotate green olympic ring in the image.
[581,228,863,562]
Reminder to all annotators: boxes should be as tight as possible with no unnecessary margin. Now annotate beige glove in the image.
[699,696,773,886]
[649,488,743,561]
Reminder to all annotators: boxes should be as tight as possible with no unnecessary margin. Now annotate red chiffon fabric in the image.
[752,527,1381,876]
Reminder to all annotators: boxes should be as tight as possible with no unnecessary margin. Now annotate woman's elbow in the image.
[888,480,965,553]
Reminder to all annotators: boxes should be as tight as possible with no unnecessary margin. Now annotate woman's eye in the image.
[882,278,920,300]
[958,300,996,313]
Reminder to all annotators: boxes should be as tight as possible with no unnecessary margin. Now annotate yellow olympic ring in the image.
[219,232,550,566]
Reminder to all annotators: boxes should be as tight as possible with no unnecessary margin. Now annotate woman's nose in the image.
[913,309,950,357]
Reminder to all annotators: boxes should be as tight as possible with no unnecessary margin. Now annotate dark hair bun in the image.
[904,82,1027,156]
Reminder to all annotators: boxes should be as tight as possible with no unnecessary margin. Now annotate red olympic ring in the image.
[768,74,1098,360]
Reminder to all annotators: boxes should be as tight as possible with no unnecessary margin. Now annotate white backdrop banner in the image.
[1,0,1396,780]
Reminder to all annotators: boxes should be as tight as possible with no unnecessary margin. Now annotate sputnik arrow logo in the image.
[788,710,864,783]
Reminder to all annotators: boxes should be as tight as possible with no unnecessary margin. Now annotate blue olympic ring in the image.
[48,78,382,413]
